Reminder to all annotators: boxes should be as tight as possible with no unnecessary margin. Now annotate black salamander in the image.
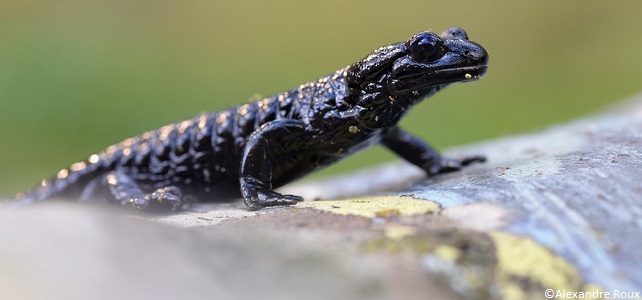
[15,28,488,211]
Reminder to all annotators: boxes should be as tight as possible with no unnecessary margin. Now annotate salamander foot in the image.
[241,184,303,211]
[428,155,486,176]
[124,186,185,212]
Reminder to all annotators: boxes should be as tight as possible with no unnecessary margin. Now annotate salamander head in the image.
[346,28,488,110]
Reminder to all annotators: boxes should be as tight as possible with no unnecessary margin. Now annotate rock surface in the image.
[2,95,641,300]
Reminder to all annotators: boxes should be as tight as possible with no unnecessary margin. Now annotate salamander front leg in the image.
[382,127,485,176]
[81,170,185,212]
[240,120,306,210]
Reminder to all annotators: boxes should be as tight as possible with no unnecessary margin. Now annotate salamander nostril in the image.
[440,27,469,40]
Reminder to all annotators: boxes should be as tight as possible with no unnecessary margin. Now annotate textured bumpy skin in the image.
[15,28,488,211]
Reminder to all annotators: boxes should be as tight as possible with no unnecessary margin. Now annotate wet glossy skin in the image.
[15,28,488,211]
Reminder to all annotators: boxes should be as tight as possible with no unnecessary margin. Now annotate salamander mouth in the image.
[389,64,487,94]
[398,65,487,83]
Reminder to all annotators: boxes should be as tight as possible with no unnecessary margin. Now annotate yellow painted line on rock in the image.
[297,196,439,218]
[384,224,417,240]
[491,232,603,300]
[433,244,462,262]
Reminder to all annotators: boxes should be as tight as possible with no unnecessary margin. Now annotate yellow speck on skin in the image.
[491,232,584,300]
[384,224,416,240]
[433,244,461,261]
[348,126,360,134]
[465,73,472,79]
[298,196,438,218]
[106,174,118,186]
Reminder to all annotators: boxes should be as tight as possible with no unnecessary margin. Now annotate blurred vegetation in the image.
[1,0,642,197]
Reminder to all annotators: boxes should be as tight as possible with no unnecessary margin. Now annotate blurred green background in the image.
[1,0,642,197]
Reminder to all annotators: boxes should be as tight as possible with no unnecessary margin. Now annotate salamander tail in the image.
[10,156,110,207]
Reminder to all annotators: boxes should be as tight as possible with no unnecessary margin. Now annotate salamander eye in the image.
[407,32,446,63]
